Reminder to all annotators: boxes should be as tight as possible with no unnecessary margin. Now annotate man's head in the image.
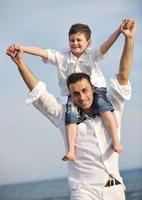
[68,23,91,58]
[67,73,94,113]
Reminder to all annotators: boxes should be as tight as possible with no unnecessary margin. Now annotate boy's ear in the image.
[87,39,91,47]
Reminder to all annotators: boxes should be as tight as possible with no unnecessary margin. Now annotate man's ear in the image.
[92,85,95,93]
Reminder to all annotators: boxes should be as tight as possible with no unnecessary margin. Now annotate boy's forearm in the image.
[100,26,121,55]
[22,46,48,59]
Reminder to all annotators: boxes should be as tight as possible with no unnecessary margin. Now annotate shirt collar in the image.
[66,47,91,63]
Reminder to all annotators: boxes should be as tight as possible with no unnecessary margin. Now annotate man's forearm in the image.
[15,58,39,91]
[118,37,134,85]
[100,26,121,55]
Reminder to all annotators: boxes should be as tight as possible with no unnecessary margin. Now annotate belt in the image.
[105,178,121,187]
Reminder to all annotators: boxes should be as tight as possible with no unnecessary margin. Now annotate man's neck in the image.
[83,108,93,117]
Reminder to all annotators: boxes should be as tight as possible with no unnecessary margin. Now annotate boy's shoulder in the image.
[62,48,71,54]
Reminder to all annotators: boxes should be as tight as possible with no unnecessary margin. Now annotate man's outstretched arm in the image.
[7,45,39,91]
[117,19,136,85]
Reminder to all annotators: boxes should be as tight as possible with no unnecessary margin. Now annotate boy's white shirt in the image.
[26,76,131,190]
[42,47,107,96]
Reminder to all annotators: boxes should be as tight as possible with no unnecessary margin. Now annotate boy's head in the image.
[68,23,92,58]
[67,73,94,112]
[69,23,91,40]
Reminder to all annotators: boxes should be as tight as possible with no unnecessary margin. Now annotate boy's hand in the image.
[122,19,133,29]
[121,19,136,38]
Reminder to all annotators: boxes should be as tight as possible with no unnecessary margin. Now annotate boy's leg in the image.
[62,123,77,161]
[100,111,123,153]
[63,96,85,161]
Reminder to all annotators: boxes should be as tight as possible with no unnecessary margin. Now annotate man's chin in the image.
[80,105,90,110]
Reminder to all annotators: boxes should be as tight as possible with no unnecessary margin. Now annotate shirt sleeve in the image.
[108,75,131,112]
[26,81,65,128]
[91,48,108,62]
[42,49,64,66]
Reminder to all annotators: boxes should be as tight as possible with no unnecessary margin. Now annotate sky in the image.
[0,0,142,185]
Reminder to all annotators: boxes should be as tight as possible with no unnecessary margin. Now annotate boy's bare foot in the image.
[113,144,123,153]
[62,152,76,161]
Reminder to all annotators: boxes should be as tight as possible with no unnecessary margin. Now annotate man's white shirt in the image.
[26,75,131,189]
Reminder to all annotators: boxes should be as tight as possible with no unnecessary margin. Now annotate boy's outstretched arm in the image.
[7,45,39,91]
[9,43,48,59]
[117,19,136,85]
[100,25,121,55]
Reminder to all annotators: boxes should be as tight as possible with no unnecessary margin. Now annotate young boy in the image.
[9,20,132,161]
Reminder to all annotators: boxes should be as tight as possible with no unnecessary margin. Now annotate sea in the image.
[0,168,142,200]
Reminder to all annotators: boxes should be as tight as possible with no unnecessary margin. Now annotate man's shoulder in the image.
[108,75,131,101]
[32,84,66,128]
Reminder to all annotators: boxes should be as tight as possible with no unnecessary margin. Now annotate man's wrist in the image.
[14,56,24,66]
[125,35,135,41]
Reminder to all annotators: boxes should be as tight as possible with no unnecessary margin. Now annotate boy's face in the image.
[69,32,91,58]
[69,78,93,113]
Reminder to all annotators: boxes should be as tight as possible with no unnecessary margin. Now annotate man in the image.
[7,19,135,200]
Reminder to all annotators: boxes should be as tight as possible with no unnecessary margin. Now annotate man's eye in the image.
[83,89,88,93]
[73,93,79,97]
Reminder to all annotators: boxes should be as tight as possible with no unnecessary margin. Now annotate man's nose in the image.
[80,93,85,101]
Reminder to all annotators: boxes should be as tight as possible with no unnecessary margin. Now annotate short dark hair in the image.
[69,23,91,40]
[67,73,91,88]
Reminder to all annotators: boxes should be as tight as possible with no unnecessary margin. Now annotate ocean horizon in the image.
[0,168,142,200]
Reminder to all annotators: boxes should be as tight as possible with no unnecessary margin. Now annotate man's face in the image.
[69,78,94,113]
[69,32,91,58]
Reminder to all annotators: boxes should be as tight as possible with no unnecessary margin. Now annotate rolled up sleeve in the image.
[92,48,108,62]
[42,49,58,65]
[26,81,64,128]
[26,81,46,105]
[108,75,131,112]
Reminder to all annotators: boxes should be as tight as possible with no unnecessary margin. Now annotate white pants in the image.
[71,183,125,200]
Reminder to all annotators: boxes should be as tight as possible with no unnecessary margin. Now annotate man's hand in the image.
[7,43,39,90]
[121,19,136,38]
[6,43,23,65]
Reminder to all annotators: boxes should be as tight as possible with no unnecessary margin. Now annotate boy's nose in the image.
[73,40,78,45]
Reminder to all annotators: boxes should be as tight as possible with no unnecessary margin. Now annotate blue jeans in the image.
[92,87,114,114]
[65,96,86,125]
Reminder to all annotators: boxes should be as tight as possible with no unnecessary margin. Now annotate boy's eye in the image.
[70,39,82,43]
